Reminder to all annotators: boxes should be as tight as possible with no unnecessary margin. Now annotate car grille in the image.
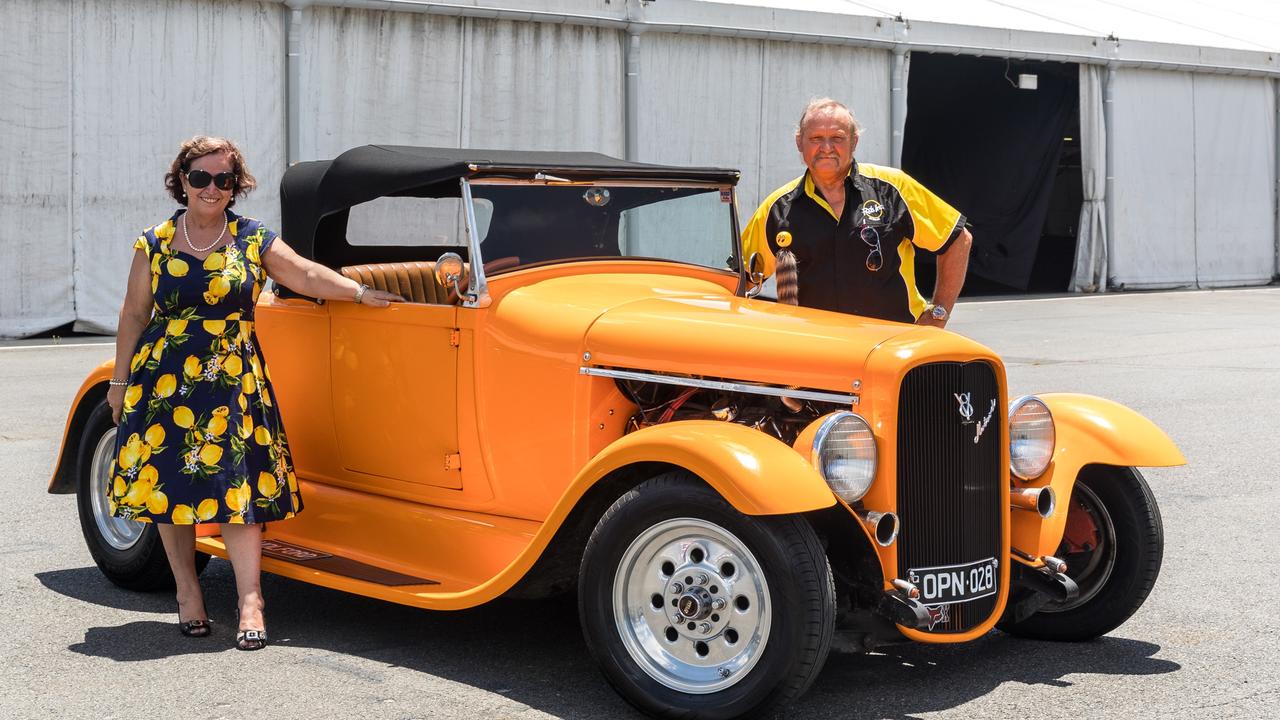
[895,361,1003,633]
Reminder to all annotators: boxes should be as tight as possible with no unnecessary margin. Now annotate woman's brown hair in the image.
[164,135,257,207]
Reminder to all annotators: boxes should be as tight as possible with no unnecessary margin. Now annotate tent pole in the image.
[625,29,641,161]
[285,1,311,166]
[1102,62,1117,293]
[890,45,907,166]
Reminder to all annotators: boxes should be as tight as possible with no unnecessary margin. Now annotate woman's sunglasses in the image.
[184,169,236,191]
[859,225,883,272]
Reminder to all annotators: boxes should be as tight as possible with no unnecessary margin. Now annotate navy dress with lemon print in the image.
[109,208,302,525]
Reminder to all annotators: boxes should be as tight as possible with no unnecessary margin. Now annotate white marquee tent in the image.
[2,0,1277,337]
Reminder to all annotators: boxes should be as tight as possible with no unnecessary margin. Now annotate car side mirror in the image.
[435,252,467,299]
[745,252,766,299]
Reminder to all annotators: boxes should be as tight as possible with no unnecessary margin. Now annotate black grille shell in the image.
[895,361,1003,633]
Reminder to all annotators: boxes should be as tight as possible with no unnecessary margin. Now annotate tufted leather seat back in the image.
[339,261,456,305]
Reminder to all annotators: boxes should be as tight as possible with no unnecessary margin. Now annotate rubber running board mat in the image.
[260,539,439,587]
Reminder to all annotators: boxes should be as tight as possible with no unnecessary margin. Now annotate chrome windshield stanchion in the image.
[459,178,491,308]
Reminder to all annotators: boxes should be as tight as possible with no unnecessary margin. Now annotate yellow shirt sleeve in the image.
[858,164,963,253]
[740,198,776,278]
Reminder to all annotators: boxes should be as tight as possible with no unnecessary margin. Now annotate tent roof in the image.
[712,1,1280,53]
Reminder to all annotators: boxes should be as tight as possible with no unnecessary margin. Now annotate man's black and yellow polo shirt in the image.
[741,162,965,323]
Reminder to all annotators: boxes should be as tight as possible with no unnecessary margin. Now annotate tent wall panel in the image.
[0,0,75,338]
[301,7,466,161]
[1190,74,1275,287]
[637,33,890,216]
[1112,68,1277,288]
[70,0,286,333]
[1110,69,1197,288]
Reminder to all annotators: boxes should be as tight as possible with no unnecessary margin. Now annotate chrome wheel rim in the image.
[612,518,771,694]
[1044,483,1116,612]
[88,427,145,551]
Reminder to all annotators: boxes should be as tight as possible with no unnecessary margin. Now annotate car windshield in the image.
[468,181,738,272]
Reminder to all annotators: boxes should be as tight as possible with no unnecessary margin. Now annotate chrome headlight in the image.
[1009,396,1055,480]
[811,412,877,503]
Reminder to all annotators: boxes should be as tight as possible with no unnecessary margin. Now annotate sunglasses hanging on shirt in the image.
[859,225,883,272]
[185,169,236,191]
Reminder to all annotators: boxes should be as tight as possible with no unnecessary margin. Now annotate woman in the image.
[105,136,402,650]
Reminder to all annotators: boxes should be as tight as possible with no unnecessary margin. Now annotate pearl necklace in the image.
[182,211,228,253]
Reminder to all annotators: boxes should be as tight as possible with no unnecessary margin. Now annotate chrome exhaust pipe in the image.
[891,578,920,599]
[1010,487,1056,518]
[1042,555,1068,575]
[859,511,899,547]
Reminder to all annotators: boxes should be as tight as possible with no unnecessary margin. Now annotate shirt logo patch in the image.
[860,199,886,222]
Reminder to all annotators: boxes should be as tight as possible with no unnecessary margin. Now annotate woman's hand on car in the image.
[107,384,124,425]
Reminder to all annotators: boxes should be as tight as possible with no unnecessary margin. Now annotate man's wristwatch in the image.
[929,304,948,321]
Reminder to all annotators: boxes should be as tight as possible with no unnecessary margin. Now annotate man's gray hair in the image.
[795,98,862,139]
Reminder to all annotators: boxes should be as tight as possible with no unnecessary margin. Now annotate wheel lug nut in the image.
[670,582,684,593]
[712,598,726,610]
[672,613,683,624]
[699,622,712,634]
[695,574,708,585]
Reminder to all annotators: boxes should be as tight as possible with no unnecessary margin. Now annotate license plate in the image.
[907,557,998,606]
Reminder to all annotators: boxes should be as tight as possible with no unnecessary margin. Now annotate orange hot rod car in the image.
[51,146,1184,719]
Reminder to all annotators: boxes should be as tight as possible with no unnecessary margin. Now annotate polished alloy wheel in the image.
[612,517,771,694]
[88,427,145,551]
[1043,483,1116,613]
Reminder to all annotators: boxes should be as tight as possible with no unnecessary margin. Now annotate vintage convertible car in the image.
[51,146,1184,719]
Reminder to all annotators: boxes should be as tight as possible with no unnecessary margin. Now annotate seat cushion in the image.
[339,261,455,304]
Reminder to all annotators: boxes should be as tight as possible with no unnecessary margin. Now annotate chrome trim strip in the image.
[580,366,858,405]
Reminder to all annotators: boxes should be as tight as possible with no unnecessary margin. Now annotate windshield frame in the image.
[459,177,743,309]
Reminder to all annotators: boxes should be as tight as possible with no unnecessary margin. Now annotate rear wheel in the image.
[1000,465,1162,641]
[75,399,208,591]
[579,472,834,719]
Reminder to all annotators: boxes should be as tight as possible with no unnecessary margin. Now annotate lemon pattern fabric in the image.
[109,209,301,525]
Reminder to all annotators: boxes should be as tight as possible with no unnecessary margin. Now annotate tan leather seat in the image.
[340,262,455,305]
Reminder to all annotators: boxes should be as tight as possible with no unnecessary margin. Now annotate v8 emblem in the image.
[954,392,974,422]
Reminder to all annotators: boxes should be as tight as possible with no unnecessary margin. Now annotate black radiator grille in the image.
[896,361,1003,633]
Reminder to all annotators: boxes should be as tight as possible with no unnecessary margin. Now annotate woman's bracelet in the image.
[108,378,128,387]
[354,283,370,304]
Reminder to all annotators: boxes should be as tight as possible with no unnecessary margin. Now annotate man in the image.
[741,98,972,327]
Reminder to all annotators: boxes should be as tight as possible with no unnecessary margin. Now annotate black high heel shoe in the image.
[234,607,268,650]
[179,616,212,637]
[235,629,268,651]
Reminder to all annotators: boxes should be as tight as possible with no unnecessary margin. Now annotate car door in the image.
[329,301,462,492]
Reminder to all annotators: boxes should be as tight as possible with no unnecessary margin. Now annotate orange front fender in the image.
[573,421,838,516]
[1011,393,1185,558]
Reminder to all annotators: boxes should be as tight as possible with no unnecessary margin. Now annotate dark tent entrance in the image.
[902,53,1082,295]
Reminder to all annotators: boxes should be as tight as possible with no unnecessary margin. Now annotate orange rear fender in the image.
[1011,392,1185,558]
[49,360,116,494]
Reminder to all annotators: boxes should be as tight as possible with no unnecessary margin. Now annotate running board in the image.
[259,539,439,587]
[193,535,488,610]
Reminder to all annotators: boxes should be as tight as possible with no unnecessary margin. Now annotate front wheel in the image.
[75,398,208,591]
[579,472,834,720]
[1000,465,1163,641]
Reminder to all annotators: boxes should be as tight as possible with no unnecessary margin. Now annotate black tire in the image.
[75,399,209,591]
[579,471,835,720]
[999,465,1163,641]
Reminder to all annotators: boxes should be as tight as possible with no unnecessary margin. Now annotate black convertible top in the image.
[280,145,740,262]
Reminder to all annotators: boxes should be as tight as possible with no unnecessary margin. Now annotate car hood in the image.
[492,271,987,393]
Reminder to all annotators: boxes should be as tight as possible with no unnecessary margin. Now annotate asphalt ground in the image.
[2,287,1277,719]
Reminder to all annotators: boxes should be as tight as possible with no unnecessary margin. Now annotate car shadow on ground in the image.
[41,561,1180,719]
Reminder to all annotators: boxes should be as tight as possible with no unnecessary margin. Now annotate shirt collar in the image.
[802,161,859,220]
